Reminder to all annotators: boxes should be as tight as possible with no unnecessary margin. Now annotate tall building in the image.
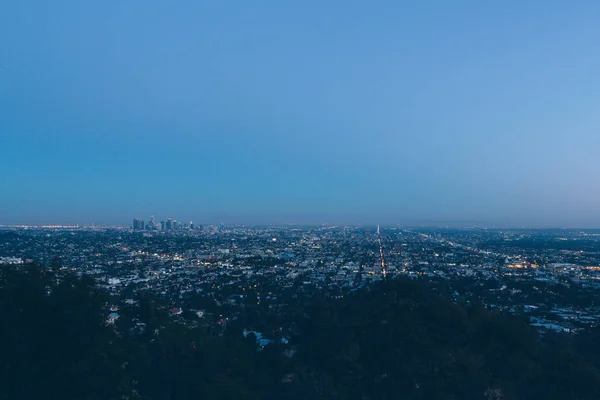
[148,215,156,230]
[166,218,173,230]
[133,218,144,230]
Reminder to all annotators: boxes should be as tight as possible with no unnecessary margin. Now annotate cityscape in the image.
[4,219,600,338]
[4,0,600,398]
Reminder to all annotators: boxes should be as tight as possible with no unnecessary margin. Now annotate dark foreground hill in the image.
[2,265,600,400]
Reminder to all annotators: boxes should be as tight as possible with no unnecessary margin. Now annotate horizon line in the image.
[2,223,600,230]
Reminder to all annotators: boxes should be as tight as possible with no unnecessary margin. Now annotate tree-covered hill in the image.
[2,265,600,399]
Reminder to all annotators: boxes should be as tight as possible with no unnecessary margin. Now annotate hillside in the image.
[2,265,600,399]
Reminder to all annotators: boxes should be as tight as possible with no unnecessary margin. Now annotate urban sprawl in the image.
[3,219,600,347]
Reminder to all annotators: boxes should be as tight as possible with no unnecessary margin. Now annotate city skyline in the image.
[3,1,600,227]
[4,2,600,398]
[5,215,600,230]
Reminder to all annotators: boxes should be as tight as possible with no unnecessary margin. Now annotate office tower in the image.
[160,221,165,231]
[166,218,173,230]
[133,218,144,230]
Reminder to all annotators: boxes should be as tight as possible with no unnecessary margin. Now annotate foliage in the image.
[2,266,600,399]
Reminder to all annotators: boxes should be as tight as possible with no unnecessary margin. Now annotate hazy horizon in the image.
[4,216,600,230]
[3,1,600,227]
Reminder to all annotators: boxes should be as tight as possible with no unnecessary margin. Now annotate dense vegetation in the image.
[2,265,600,399]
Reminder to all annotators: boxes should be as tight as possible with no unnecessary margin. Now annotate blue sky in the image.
[2,1,600,226]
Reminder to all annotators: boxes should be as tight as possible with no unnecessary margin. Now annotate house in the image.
[169,307,183,316]
[107,313,120,325]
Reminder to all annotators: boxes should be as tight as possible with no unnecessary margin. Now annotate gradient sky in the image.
[2,1,600,227]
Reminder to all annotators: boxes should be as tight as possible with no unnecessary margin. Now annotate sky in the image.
[2,1,600,227]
